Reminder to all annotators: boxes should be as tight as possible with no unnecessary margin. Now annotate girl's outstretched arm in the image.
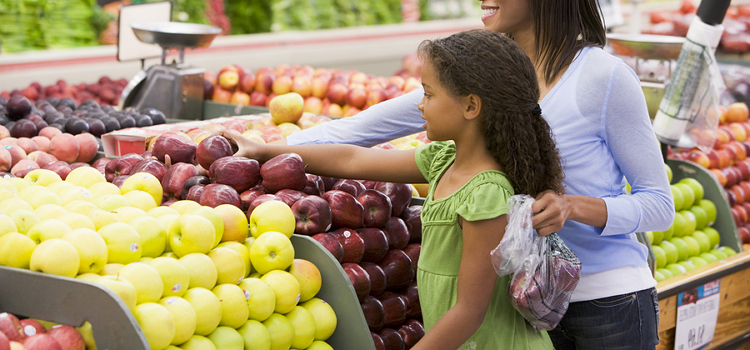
[222,130,428,184]
[411,214,507,350]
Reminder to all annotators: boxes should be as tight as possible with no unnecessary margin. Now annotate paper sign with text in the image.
[674,279,721,350]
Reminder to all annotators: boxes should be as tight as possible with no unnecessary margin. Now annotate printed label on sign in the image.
[675,279,720,350]
[130,243,139,252]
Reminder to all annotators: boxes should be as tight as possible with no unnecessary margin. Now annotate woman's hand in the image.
[220,130,264,160]
[531,190,571,236]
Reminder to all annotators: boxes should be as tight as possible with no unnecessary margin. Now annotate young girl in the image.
[224,29,562,349]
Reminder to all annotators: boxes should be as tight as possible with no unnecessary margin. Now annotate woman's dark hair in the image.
[530,0,606,84]
[417,29,564,197]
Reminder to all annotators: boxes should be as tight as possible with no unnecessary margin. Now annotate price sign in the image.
[674,279,721,350]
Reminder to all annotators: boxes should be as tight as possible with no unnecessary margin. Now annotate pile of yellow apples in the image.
[0,167,336,350]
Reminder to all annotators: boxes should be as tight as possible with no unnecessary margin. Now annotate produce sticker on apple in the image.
[674,279,720,350]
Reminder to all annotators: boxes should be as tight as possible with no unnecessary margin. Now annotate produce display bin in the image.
[203,101,269,120]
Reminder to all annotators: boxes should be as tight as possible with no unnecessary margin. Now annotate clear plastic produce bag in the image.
[490,195,582,330]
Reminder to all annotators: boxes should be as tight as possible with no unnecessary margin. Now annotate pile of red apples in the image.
[0,312,88,350]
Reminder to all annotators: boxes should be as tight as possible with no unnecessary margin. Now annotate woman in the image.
[284,1,674,348]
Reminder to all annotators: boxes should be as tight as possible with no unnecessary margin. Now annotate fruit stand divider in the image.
[291,234,376,350]
[0,265,150,349]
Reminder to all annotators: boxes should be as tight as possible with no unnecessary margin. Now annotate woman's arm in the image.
[224,130,427,184]
[283,87,426,147]
[411,214,507,350]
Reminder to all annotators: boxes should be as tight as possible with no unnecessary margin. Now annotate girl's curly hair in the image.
[417,29,565,197]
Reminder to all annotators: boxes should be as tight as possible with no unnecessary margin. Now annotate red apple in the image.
[322,190,364,229]
[378,291,408,328]
[357,189,392,228]
[42,161,72,180]
[332,179,366,198]
[23,334,61,350]
[372,331,385,350]
[403,319,425,339]
[199,183,241,208]
[346,87,367,109]
[104,153,144,182]
[292,195,333,235]
[112,175,130,188]
[400,205,422,243]
[91,157,110,175]
[312,232,344,262]
[0,313,24,342]
[249,91,267,107]
[260,153,308,193]
[196,135,235,170]
[331,227,365,264]
[239,71,256,93]
[320,176,341,191]
[375,182,412,217]
[343,262,371,302]
[152,133,197,165]
[366,89,388,107]
[162,162,199,199]
[186,184,206,202]
[378,249,414,291]
[255,71,275,95]
[274,189,307,208]
[326,82,348,106]
[356,228,389,263]
[403,243,420,276]
[382,217,410,250]
[209,156,261,193]
[129,159,168,182]
[239,189,264,211]
[361,261,387,297]
[46,325,84,350]
[361,295,385,331]
[397,323,419,349]
[302,173,325,196]
[180,175,211,200]
[247,194,281,217]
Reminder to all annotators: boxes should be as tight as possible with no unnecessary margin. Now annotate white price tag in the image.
[674,280,721,350]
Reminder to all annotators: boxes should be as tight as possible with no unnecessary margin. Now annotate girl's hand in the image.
[220,130,263,160]
[531,190,570,236]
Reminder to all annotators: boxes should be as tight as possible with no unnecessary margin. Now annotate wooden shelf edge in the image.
[657,251,750,299]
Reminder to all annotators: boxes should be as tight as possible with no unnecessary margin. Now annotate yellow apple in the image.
[306,340,334,350]
[208,247,246,287]
[98,274,137,311]
[25,189,62,209]
[128,215,167,258]
[57,186,94,204]
[121,172,163,206]
[169,214,216,257]
[0,232,36,268]
[57,212,96,230]
[24,169,62,187]
[88,181,121,198]
[170,200,202,215]
[150,256,190,297]
[29,238,80,277]
[62,228,108,274]
[76,272,102,283]
[7,177,31,192]
[140,257,154,264]
[237,320,271,350]
[148,206,180,218]
[119,262,164,304]
[243,236,255,253]
[18,184,49,201]
[0,198,33,214]
[186,206,225,248]
[0,188,18,203]
[93,193,130,212]
[260,270,301,314]
[0,212,18,238]
[183,287,223,336]
[112,206,148,223]
[286,306,316,349]
[214,204,249,243]
[217,241,251,278]
[212,283,250,329]
[181,335,217,350]
[269,92,304,124]
[26,218,71,244]
[64,200,98,215]
[121,190,157,212]
[98,222,142,264]
[288,259,322,302]
[159,296,198,345]
[34,203,68,220]
[249,231,295,274]
[249,201,295,239]
[207,326,244,350]
[65,166,106,188]
[8,209,39,235]
[0,179,18,193]
[100,263,125,276]
[134,302,176,350]
[238,278,276,322]
[156,213,180,234]
[47,180,74,194]
[85,208,121,230]
[301,298,337,341]
[76,321,97,350]
[261,313,294,350]
[179,253,218,290]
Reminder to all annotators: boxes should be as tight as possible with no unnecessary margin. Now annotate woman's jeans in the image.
[548,287,660,350]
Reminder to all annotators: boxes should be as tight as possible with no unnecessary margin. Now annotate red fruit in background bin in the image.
[400,205,422,243]
[197,135,234,170]
[357,189,392,228]
[260,153,307,193]
[398,323,420,349]
[382,217,410,250]
[129,158,168,183]
[239,189,264,212]
[378,328,405,350]
[399,281,419,310]
[378,249,414,291]
[320,176,340,192]
[371,331,385,350]
[379,291,408,328]
[406,299,422,319]
[403,243,420,276]
[357,228,389,263]
[180,175,211,200]
[332,179,366,198]
[361,262,387,297]
[209,156,261,193]
[331,227,365,264]
[152,133,197,165]
[104,153,143,182]
[91,157,111,174]
[23,334,61,350]
[323,190,364,229]
[43,161,72,181]
[404,319,425,339]
[47,325,85,350]
[0,313,24,342]
[199,183,241,208]
[312,232,344,262]
[302,174,325,196]
[343,262,371,302]
[362,295,385,331]
[274,189,307,207]
[162,162,199,199]
[292,196,332,236]
[186,184,206,202]
[375,182,412,217]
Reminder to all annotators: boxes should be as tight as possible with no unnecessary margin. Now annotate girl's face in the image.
[478,0,533,36]
[417,60,467,141]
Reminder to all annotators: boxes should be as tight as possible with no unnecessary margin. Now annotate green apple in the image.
[288,259,322,302]
[659,240,679,265]
[239,277,276,322]
[183,287,223,336]
[181,335,218,350]
[689,206,708,230]
[170,200,202,215]
[666,163,673,183]
[178,253,218,290]
[654,270,665,282]
[709,249,728,260]
[688,256,709,269]
[717,246,737,256]
[237,319,272,350]
[699,199,717,225]
[651,245,667,269]
[169,214,216,257]
[122,190,158,212]
[88,181,121,198]
[285,306,316,349]
[209,247,246,285]
[262,313,294,350]
[93,193,130,212]
[249,200,296,239]
[249,231,295,275]
[0,197,33,214]
[212,283,250,329]
[150,257,191,297]
[98,222,142,264]
[679,210,697,237]
[186,206,225,248]
[29,238,80,277]
[0,212,18,238]
[670,186,684,212]
[57,185,95,205]
[214,204,249,243]
[66,166,107,188]
[112,206,148,223]
[217,242,251,278]
[86,209,122,230]
[666,263,687,277]
[691,230,712,254]
[149,206,180,218]
[682,235,701,257]
[703,227,721,249]
[119,262,164,304]
[306,340,334,350]
[122,172,163,207]
[128,215,167,258]
[656,267,674,280]
[261,270,301,314]
[669,237,689,262]
[207,326,244,350]
[134,302,176,350]
[98,275,137,311]
[679,177,704,203]
[62,227,108,274]
[645,231,653,244]
[8,209,40,234]
[678,260,696,272]
[675,183,696,209]
[300,298,337,341]
[651,229,664,245]
[159,296,198,345]
[26,218,71,244]
[100,263,125,276]
[0,232,36,268]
